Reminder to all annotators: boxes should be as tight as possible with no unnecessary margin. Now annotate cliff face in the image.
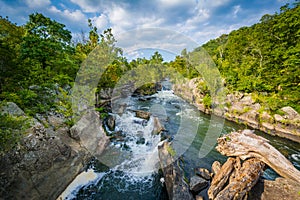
[173,78,300,143]
[0,105,109,200]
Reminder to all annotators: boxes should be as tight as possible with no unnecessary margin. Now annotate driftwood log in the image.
[208,157,264,200]
[216,129,300,183]
[208,129,300,200]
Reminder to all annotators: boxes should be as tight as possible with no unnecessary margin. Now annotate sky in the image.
[0,0,295,60]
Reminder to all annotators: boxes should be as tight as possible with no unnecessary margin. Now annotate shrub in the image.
[203,94,212,108]
[0,113,29,154]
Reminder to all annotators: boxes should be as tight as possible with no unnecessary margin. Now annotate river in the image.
[59,81,300,200]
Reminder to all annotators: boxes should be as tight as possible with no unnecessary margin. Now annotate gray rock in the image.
[0,102,25,116]
[195,168,211,180]
[261,111,274,123]
[274,114,284,122]
[0,122,90,200]
[158,141,194,200]
[189,175,208,193]
[251,103,261,110]
[240,95,254,105]
[69,125,81,140]
[281,106,300,120]
[133,110,151,120]
[114,103,127,114]
[47,114,65,128]
[230,103,244,114]
[152,117,165,135]
[70,110,109,156]
[106,114,116,131]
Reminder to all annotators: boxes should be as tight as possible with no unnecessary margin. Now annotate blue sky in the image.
[0,0,295,60]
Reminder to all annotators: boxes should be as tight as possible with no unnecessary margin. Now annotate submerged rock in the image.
[136,137,146,145]
[132,110,151,120]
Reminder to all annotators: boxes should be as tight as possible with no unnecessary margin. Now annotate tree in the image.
[21,13,76,85]
[0,16,24,92]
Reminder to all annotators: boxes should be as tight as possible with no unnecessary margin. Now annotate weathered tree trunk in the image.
[216,129,300,183]
[208,157,264,200]
[214,158,264,200]
[208,157,236,199]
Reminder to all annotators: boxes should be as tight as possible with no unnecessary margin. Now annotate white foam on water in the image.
[112,111,162,176]
[57,169,106,200]
[291,153,300,162]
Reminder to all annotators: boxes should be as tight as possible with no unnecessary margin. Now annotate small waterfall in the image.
[110,111,162,175]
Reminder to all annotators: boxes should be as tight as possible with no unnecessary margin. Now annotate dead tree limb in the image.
[216,129,300,183]
[208,157,236,199]
[215,158,264,200]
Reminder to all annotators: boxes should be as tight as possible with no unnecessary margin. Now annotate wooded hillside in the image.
[201,2,300,113]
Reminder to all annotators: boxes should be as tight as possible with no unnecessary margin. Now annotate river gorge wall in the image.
[173,78,300,143]
[0,103,109,200]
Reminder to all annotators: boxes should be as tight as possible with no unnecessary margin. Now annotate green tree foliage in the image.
[0,111,29,154]
[21,13,78,86]
[0,13,82,116]
[202,3,300,112]
[0,16,24,92]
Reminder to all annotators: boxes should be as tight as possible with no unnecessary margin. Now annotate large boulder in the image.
[281,106,300,120]
[249,177,300,200]
[0,122,90,200]
[0,108,109,200]
[0,102,25,116]
[69,110,109,156]
[158,141,193,200]
[189,175,208,193]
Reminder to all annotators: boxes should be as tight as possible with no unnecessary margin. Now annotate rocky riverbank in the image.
[0,103,109,200]
[173,77,300,143]
[158,130,300,200]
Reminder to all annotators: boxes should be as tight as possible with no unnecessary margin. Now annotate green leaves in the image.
[201,3,300,113]
[0,112,30,154]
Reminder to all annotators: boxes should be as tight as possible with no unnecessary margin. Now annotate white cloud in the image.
[91,14,109,30]
[48,6,86,22]
[25,0,51,8]
[157,0,195,8]
[185,8,210,28]
[233,5,241,18]
[206,0,231,8]
[69,0,103,13]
